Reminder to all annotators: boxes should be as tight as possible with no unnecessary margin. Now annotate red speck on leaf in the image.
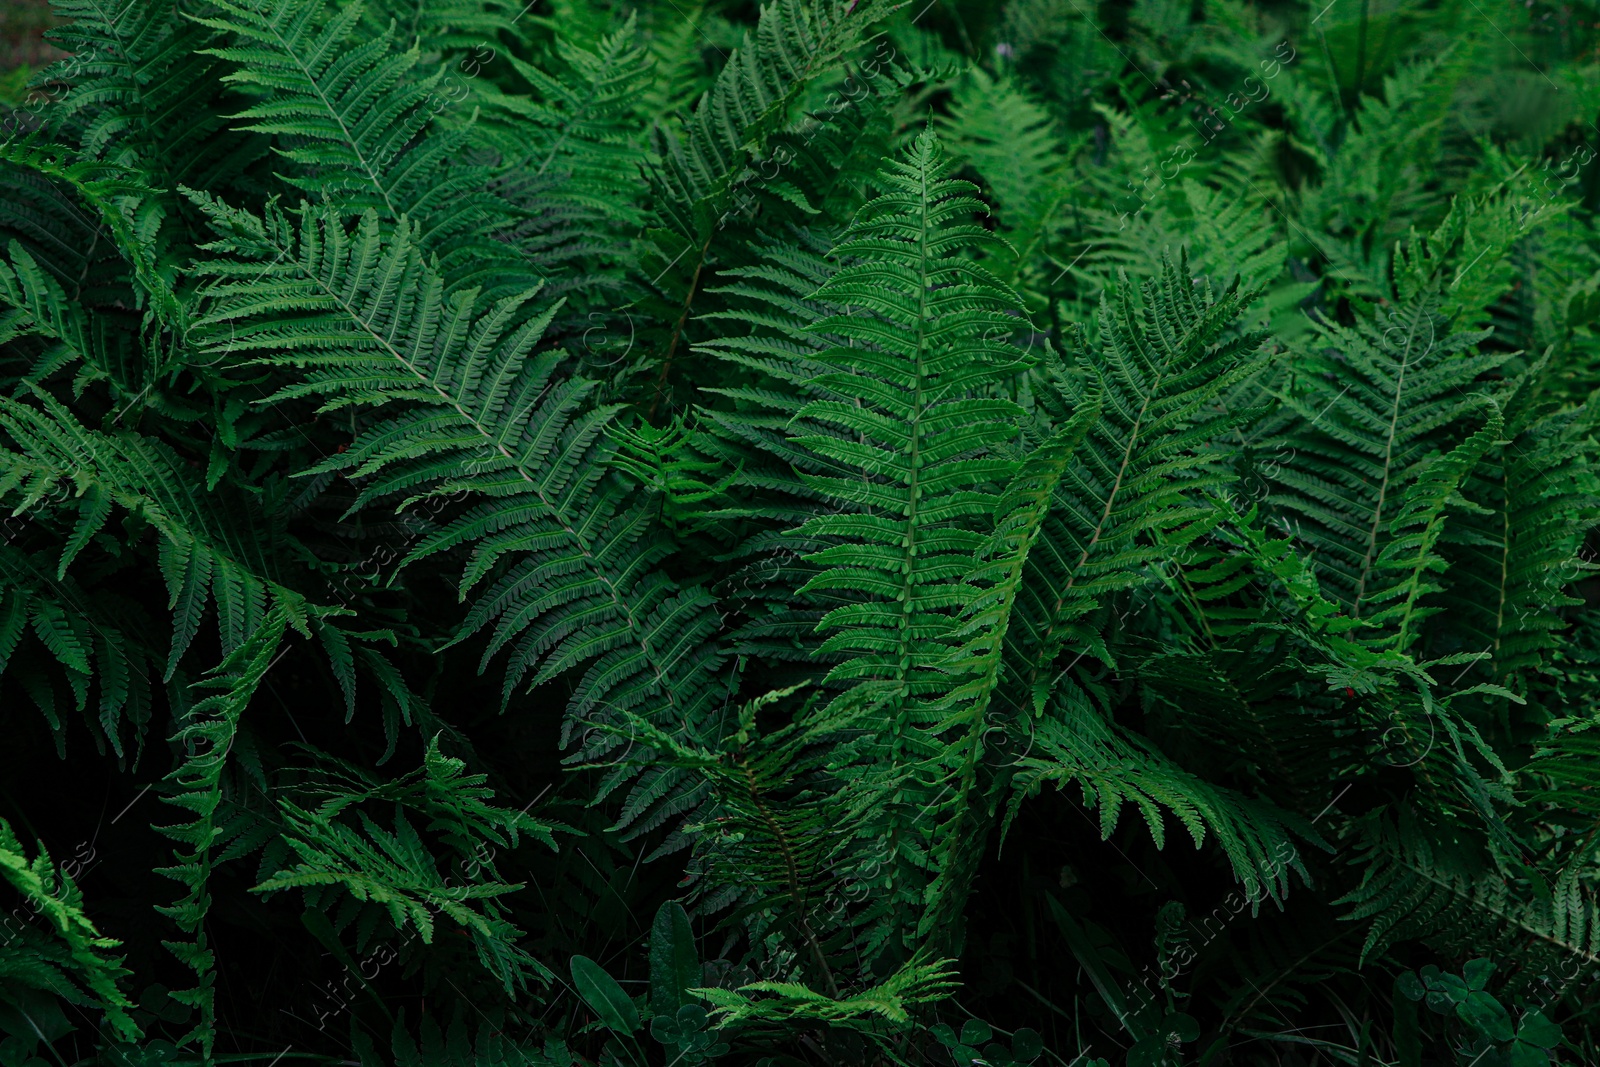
[1345,687,1356,698]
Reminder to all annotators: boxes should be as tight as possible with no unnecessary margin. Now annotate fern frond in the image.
[1361,399,1504,653]
[1435,372,1600,682]
[771,130,1034,951]
[648,0,896,248]
[153,605,292,1059]
[935,67,1077,296]
[917,389,1102,947]
[474,18,654,309]
[190,198,731,815]
[1336,809,1600,975]
[1007,254,1272,719]
[0,381,310,673]
[293,733,561,857]
[0,137,180,330]
[694,950,959,1028]
[0,817,140,1043]
[1009,681,1315,906]
[479,18,651,224]
[1288,46,1477,287]
[41,0,252,187]
[358,0,517,56]
[255,741,553,996]
[0,545,156,753]
[643,0,898,389]
[190,0,529,293]
[1263,289,1508,637]
[585,683,901,992]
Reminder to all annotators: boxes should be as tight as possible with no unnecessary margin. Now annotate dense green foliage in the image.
[4,0,1600,1063]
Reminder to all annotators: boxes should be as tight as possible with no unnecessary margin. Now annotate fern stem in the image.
[1350,308,1422,618]
[650,230,717,420]
[738,760,839,998]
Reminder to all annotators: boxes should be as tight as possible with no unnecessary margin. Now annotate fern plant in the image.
[4,0,1600,1063]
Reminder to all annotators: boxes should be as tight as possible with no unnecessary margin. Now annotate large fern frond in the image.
[189,197,731,816]
[776,130,1033,952]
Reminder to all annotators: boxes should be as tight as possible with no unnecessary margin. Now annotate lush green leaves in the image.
[4,0,1600,1063]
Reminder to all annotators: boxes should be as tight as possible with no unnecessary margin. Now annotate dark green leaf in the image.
[650,901,699,1016]
[571,955,639,1034]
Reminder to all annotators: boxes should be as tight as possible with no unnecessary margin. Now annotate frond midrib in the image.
[1350,308,1425,619]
